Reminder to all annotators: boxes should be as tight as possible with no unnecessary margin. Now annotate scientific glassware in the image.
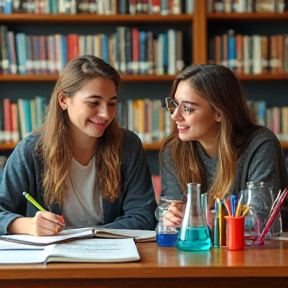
[176,183,212,251]
[155,196,186,247]
[243,181,282,245]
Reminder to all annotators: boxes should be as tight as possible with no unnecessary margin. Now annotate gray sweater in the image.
[161,126,288,198]
[0,130,157,234]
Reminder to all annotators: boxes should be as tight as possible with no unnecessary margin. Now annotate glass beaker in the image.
[243,181,282,245]
[176,183,212,251]
[155,195,186,247]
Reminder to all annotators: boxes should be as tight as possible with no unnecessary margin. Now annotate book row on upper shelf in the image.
[0,0,194,15]
[0,25,184,76]
[208,30,288,75]
[0,97,173,146]
[3,96,288,149]
[207,0,288,13]
[0,97,47,143]
[248,100,288,142]
[118,99,173,144]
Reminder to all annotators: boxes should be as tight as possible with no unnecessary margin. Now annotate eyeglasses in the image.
[165,97,194,116]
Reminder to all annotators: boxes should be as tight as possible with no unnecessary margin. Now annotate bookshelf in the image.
[1,0,288,172]
[0,1,201,174]
[205,1,288,150]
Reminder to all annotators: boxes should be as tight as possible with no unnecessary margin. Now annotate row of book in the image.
[3,96,288,146]
[0,0,194,15]
[118,99,173,144]
[249,100,288,142]
[0,26,185,76]
[208,30,288,75]
[0,97,47,143]
[0,97,172,145]
[207,0,288,13]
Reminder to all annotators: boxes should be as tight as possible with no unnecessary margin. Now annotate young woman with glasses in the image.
[160,64,288,229]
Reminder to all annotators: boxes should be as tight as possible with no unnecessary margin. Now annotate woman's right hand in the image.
[31,211,65,236]
[8,211,65,236]
[163,201,185,228]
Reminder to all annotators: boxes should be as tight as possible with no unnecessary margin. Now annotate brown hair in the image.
[160,64,257,202]
[35,55,123,208]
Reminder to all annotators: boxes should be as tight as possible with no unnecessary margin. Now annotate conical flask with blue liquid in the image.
[176,182,212,251]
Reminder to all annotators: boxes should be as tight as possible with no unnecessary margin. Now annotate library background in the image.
[0,0,288,183]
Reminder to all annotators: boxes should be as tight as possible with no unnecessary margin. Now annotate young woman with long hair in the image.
[160,64,288,229]
[0,55,157,236]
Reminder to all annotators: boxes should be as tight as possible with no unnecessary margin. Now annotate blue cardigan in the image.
[0,130,157,234]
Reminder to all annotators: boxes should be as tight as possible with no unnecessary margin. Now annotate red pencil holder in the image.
[225,216,245,251]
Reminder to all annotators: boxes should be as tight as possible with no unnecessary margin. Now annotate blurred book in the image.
[152,175,161,203]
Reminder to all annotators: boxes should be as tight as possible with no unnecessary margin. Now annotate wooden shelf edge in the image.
[237,74,288,80]
[0,142,162,151]
[1,73,288,82]
[0,13,194,24]
[1,141,287,150]
[281,142,288,149]
[0,74,176,82]
[0,75,59,81]
[208,12,288,20]
[142,142,162,150]
[0,142,17,150]
[122,75,175,81]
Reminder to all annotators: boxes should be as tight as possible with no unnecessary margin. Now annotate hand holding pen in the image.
[23,192,65,236]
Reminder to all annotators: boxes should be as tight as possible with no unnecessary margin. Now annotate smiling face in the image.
[59,77,117,144]
[171,79,221,147]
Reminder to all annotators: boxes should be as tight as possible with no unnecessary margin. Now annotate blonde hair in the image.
[35,55,123,208]
[160,64,257,203]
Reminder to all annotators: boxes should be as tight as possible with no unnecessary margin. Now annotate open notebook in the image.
[0,227,156,245]
[0,238,140,264]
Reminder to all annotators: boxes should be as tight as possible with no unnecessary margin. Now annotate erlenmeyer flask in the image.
[176,183,212,251]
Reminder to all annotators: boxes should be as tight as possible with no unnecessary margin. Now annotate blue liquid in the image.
[157,233,178,247]
[176,227,212,251]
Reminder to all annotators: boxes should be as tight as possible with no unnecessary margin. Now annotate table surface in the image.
[0,239,288,280]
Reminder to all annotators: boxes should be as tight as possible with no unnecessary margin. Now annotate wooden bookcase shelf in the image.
[237,74,288,80]
[0,141,163,151]
[0,143,18,150]
[0,13,194,24]
[207,12,288,21]
[1,0,288,156]
[281,142,288,149]
[1,140,286,151]
[1,74,287,82]
[0,75,176,82]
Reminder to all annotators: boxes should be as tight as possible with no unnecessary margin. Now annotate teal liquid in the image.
[176,227,212,251]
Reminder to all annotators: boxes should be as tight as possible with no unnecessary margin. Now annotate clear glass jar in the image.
[155,196,185,247]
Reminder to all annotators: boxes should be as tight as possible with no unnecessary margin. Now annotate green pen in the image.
[23,192,47,212]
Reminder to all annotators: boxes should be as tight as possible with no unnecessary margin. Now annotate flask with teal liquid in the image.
[176,183,212,251]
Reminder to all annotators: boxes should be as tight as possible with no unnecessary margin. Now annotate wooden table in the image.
[0,240,288,288]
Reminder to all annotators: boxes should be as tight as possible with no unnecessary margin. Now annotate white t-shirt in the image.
[62,156,104,228]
